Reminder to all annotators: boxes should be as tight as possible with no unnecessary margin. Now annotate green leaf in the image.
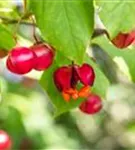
[28,0,94,64]
[127,122,135,132]
[40,53,110,116]
[93,36,135,82]
[0,24,15,50]
[96,0,135,38]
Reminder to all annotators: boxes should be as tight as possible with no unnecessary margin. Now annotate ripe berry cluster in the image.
[6,43,54,74]
[6,42,102,115]
[53,63,95,101]
[53,63,102,115]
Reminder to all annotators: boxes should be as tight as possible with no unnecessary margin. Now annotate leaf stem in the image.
[13,15,25,44]
[23,0,27,13]
[0,15,34,26]
[92,28,110,39]
[30,16,39,43]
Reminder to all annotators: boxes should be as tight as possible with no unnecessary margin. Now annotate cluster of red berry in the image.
[5,29,135,116]
[53,63,95,101]
[6,43,102,115]
[53,63,102,114]
[6,43,54,74]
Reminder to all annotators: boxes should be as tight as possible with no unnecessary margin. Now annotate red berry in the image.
[6,47,36,74]
[0,130,12,150]
[30,43,54,71]
[53,66,72,91]
[76,63,95,86]
[53,64,95,93]
[112,31,135,48]
[79,94,102,114]
[7,57,18,74]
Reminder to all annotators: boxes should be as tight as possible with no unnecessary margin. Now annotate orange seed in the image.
[62,91,70,102]
[78,86,90,98]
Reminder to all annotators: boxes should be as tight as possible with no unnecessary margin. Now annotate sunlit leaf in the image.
[28,0,94,64]
[96,0,135,38]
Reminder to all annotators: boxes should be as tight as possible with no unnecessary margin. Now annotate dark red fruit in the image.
[112,31,135,49]
[79,94,102,114]
[7,57,18,74]
[71,65,80,88]
[54,63,95,92]
[7,47,36,74]
[53,64,95,102]
[0,130,12,150]
[76,63,95,86]
[30,43,54,71]
[53,66,72,91]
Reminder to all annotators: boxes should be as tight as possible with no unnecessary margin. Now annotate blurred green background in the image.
[0,0,135,149]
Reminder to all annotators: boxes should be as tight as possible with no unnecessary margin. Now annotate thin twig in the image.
[30,16,39,43]
[23,0,27,13]
[0,16,36,26]
[92,28,110,39]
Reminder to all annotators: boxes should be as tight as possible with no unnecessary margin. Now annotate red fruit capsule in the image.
[7,57,19,74]
[71,65,80,88]
[53,66,72,91]
[0,130,12,150]
[6,47,36,74]
[79,94,102,114]
[76,63,95,86]
[112,31,135,49]
[30,43,54,71]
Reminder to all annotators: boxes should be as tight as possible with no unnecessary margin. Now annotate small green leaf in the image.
[0,24,15,50]
[28,0,94,64]
[96,0,135,38]
[40,53,110,116]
